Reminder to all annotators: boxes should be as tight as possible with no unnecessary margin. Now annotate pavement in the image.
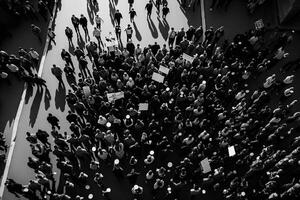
[0,1,52,180]
[0,0,300,200]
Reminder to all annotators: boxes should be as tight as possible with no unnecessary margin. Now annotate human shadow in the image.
[133,21,142,41]
[44,87,51,111]
[29,87,44,127]
[68,45,75,56]
[157,16,170,40]
[65,73,77,88]
[147,17,158,39]
[87,2,95,25]
[109,0,116,27]
[57,0,62,11]
[25,83,34,104]
[77,35,86,50]
[91,0,99,14]
[55,82,66,112]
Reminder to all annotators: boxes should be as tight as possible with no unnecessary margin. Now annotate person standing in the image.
[65,27,74,46]
[114,10,123,26]
[129,8,137,23]
[162,3,170,19]
[79,14,89,36]
[125,24,133,42]
[145,1,153,18]
[175,28,185,46]
[48,28,56,45]
[93,27,102,46]
[71,15,80,35]
[168,27,176,48]
[95,15,104,29]
[31,24,42,42]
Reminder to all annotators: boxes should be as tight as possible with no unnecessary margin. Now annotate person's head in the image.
[81,14,84,17]
[26,132,31,136]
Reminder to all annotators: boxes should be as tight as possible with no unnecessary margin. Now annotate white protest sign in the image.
[83,86,91,98]
[152,72,164,83]
[138,103,149,111]
[107,91,124,102]
[228,146,236,157]
[201,158,211,174]
[159,65,170,75]
[254,19,264,30]
[182,53,194,63]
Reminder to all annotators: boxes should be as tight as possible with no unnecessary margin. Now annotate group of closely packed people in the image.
[0,0,54,19]
[3,0,300,200]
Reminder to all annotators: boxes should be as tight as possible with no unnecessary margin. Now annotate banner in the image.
[152,72,164,83]
[254,19,264,30]
[159,65,170,75]
[107,91,124,102]
[138,103,149,111]
[201,158,211,174]
[228,146,236,157]
[83,86,91,98]
[182,53,194,63]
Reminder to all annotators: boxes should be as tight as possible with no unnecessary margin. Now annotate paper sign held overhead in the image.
[201,158,211,174]
[83,86,91,98]
[159,65,170,75]
[138,103,149,111]
[254,19,264,30]
[228,146,236,157]
[152,72,164,83]
[107,91,124,102]
[182,53,194,63]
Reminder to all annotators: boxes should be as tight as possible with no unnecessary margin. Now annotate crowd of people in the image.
[3,0,300,200]
[0,0,54,19]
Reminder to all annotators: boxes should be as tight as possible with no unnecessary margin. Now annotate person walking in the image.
[168,27,176,47]
[162,4,170,19]
[79,14,89,37]
[114,10,123,26]
[125,24,133,42]
[129,8,137,23]
[48,28,56,45]
[71,15,80,35]
[128,0,134,11]
[65,26,74,46]
[31,24,42,42]
[95,15,104,29]
[145,1,153,18]
[93,27,102,46]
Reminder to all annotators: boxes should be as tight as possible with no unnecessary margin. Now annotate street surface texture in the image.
[1,0,300,200]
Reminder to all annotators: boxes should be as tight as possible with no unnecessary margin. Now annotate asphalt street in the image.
[2,0,300,200]
[2,0,201,200]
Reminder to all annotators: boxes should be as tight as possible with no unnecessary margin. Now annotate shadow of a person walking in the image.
[55,82,66,112]
[147,17,158,39]
[157,17,170,40]
[133,22,142,41]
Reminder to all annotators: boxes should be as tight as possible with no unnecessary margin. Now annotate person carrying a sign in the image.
[168,27,177,48]
[125,24,133,42]
[129,8,137,23]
